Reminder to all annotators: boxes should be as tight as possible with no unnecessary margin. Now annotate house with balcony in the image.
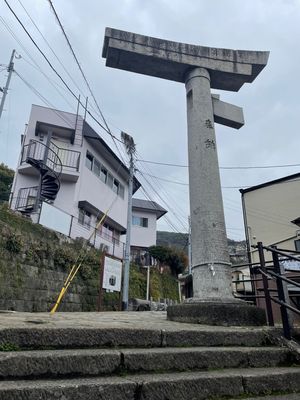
[129,198,167,265]
[10,104,140,259]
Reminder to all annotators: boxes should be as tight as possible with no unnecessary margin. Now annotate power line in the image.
[4,0,123,146]
[45,0,128,165]
[16,0,87,99]
[138,171,251,189]
[137,158,300,170]
[46,1,108,133]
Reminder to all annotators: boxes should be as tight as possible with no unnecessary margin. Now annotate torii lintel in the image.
[102,27,269,92]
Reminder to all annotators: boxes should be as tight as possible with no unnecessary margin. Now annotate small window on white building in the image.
[107,173,114,188]
[113,179,119,194]
[93,159,101,177]
[132,216,148,228]
[85,151,93,170]
[100,166,107,183]
[295,239,300,252]
[78,209,91,228]
[119,184,125,199]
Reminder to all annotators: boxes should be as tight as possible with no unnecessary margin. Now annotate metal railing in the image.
[15,186,38,211]
[232,241,300,340]
[50,142,80,171]
[21,140,80,172]
[21,140,62,176]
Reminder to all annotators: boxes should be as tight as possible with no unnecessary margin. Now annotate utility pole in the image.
[121,131,136,310]
[188,216,192,275]
[0,49,16,121]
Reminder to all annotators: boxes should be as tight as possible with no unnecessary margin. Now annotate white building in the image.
[10,104,141,259]
[240,173,300,263]
[130,198,167,264]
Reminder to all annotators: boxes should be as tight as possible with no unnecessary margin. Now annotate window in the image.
[107,172,113,188]
[93,159,101,177]
[85,151,125,199]
[100,166,107,183]
[295,240,300,252]
[119,184,125,199]
[78,209,91,228]
[113,179,119,194]
[85,151,93,170]
[132,216,148,228]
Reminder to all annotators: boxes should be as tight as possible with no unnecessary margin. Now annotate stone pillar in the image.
[185,68,232,301]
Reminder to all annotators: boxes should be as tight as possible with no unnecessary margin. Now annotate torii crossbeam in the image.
[102,28,269,325]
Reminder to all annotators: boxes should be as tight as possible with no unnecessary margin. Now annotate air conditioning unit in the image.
[99,243,109,253]
[296,230,300,238]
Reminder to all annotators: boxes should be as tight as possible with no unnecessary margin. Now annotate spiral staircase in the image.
[16,140,62,214]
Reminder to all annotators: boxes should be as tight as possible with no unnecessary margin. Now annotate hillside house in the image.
[129,198,167,265]
[10,104,140,259]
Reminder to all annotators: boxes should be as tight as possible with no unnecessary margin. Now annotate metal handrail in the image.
[254,242,300,339]
[49,141,80,171]
[21,140,62,178]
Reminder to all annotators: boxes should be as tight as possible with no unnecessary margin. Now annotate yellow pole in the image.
[50,209,110,314]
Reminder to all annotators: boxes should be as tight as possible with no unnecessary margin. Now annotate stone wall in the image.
[0,206,179,312]
[0,207,103,312]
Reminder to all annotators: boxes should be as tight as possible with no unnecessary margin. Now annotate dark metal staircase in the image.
[26,157,61,202]
[16,140,62,213]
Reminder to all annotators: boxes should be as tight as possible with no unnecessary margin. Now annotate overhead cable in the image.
[137,159,300,170]
[4,0,123,145]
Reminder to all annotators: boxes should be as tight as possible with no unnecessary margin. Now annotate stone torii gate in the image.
[102,28,269,325]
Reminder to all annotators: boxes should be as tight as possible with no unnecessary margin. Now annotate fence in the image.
[232,242,300,340]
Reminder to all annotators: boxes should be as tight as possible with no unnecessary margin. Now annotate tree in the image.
[0,163,14,202]
[148,245,188,276]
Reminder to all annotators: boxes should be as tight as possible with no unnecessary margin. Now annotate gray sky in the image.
[1,0,300,240]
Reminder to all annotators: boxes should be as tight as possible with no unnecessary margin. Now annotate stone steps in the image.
[0,368,300,400]
[0,346,293,379]
[0,326,271,349]
[0,313,299,399]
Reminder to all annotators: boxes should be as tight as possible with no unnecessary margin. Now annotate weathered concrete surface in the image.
[164,327,270,347]
[0,376,136,400]
[0,311,276,349]
[102,28,269,91]
[212,95,244,129]
[167,301,266,326]
[185,67,232,302]
[242,368,300,396]
[0,349,120,379]
[1,369,300,400]
[0,346,293,379]
[122,347,292,373]
[132,368,300,400]
[232,395,300,400]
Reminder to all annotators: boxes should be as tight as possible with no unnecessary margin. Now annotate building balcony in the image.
[19,140,80,182]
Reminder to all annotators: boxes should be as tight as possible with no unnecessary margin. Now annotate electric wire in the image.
[136,154,189,224]
[137,158,300,171]
[4,0,123,146]
[0,16,76,112]
[137,160,189,227]
[137,169,189,232]
[16,0,87,99]
[45,0,127,165]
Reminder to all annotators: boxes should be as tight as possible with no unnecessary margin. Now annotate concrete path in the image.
[0,310,272,331]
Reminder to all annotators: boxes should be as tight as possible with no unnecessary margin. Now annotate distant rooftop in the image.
[240,172,300,194]
[132,198,167,220]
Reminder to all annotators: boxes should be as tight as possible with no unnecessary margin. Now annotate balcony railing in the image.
[50,142,80,171]
[15,186,38,211]
[21,140,80,172]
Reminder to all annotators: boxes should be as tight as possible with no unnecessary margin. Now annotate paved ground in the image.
[0,310,273,332]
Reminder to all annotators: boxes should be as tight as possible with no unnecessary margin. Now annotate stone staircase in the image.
[0,312,300,399]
